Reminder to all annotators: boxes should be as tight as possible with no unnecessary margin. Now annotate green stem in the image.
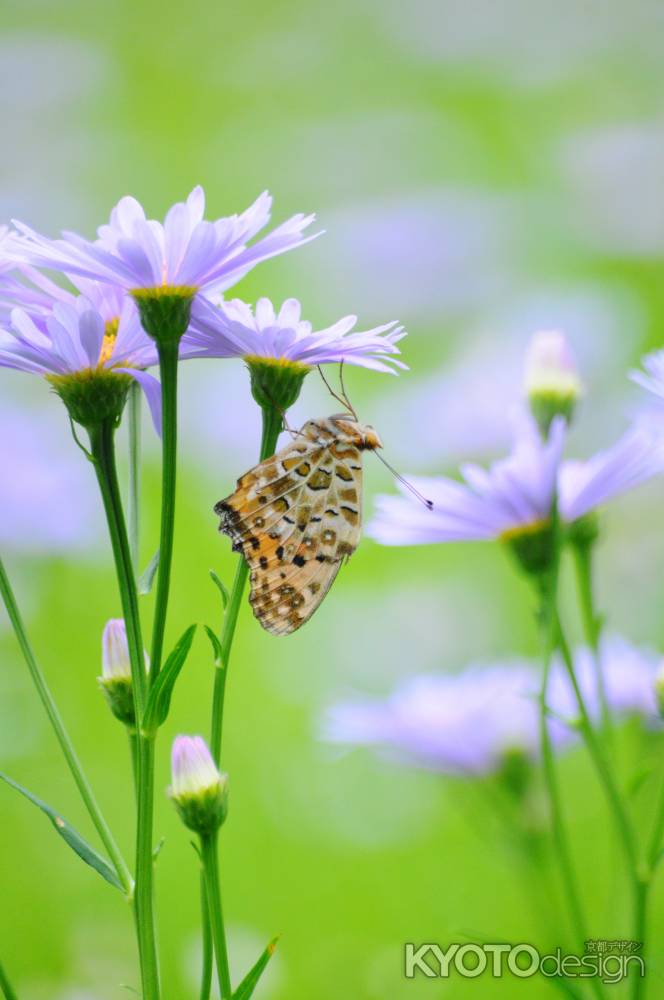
[646,758,664,871]
[149,340,179,684]
[0,554,132,897]
[209,404,282,765]
[538,576,589,950]
[89,421,147,714]
[571,542,612,743]
[0,960,18,1000]
[88,420,159,998]
[199,871,213,1000]
[555,618,645,1000]
[128,381,142,575]
[200,832,232,1000]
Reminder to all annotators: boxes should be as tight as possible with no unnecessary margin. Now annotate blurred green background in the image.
[2,0,664,996]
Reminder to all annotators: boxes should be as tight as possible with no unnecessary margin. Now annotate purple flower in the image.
[323,636,659,776]
[369,413,664,546]
[10,187,318,296]
[182,296,407,373]
[0,398,98,553]
[369,414,565,545]
[558,422,664,522]
[631,348,664,406]
[0,295,162,431]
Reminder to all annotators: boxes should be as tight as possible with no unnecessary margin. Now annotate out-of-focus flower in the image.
[98,619,148,728]
[183,296,406,373]
[0,398,98,554]
[524,330,583,433]
[323,636,659,777]
[169,735,229,836]
[0,296,161,429]
[631,348,664,406]
[9,187,318,297]
[368,414,565,546]
[558,422,664,523]
[369,415,664,552]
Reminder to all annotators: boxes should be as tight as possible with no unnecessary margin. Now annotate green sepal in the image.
[47,368,133,428]
[245,355,309,412]
[209,569,229,610]
[529,392,576,438]
[172,781,229,836]
[232,937,279,1000]
[0,771,123,891]
[566,511,600,551]
[132,287,195,345]
[204,625,224,669]
[503,521,556,578]
[98,675,136,727]
[142,623,197,733]
[138,548,160,595]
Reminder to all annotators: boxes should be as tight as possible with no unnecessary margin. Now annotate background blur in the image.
[2,0,664,996]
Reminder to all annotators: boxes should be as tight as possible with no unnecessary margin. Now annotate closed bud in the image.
[169,735,229,836]
[97,619,147,728]
[524,331,582,435]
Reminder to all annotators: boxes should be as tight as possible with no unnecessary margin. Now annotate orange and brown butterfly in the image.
[213,415,383,635]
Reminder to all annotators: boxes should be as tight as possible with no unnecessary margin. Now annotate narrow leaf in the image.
[232,938,279,1000]
[143,624,197,730]
[209,569,229,610]
[0,771,123,891]
[138,549,160,595]
[204,625,224,669]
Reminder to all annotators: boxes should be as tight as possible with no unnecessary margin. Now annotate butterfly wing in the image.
[215,428,364,635]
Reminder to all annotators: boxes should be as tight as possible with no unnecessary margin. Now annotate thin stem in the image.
[571,542,612,743]
[647,759,664,871]
[0,960,18,1000]
[555,617,645,1000]
[199,872,213,1000]
[149,340,179,684]
[89,421,147,713]
[538,576,589,949]
[209,405,282,764]
[0,554,132,896]
[88,420,159,998]
[200,832,232,1000]
[128,381,142,575]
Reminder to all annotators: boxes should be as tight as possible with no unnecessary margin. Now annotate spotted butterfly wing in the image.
[214,416,382,635]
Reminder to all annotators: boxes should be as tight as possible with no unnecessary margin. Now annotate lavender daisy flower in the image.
[9,187,318,298]
[368,414,565,546]
[558,422,664,523]
[369,414,664,552]
[323,636,658,777]
[630,348,664,407]
[0,295,161,430]
[183,295,407,373]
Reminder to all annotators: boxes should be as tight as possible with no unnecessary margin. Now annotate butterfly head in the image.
[330,416,383,451]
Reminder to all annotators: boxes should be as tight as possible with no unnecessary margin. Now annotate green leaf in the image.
[203,625,224,669]
[0,771,123,891]
[209,569,229,609]
[626,763,653,799]
[232,937,279,1000]
[138,549,160,595]
[142,624,197,731]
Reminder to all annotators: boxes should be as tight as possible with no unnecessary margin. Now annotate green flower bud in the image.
[524,331,583,436]
[169,735,229,836]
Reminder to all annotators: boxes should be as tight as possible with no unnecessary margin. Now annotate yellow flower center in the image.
[130,284,198,301]
[499,518,551,543]
[99,317,120,366]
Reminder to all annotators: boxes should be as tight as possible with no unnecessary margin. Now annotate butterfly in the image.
[214,415,383,635]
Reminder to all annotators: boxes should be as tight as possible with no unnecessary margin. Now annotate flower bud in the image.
[169,735,229,836]
[97,619,146,728]
[524,331,582,435]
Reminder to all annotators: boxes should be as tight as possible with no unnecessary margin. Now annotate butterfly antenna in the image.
[317,364,355,417]
[338,361,358,420]
[373,450,434,509]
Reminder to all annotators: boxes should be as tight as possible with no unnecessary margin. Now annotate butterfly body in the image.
[214,416,382,635]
